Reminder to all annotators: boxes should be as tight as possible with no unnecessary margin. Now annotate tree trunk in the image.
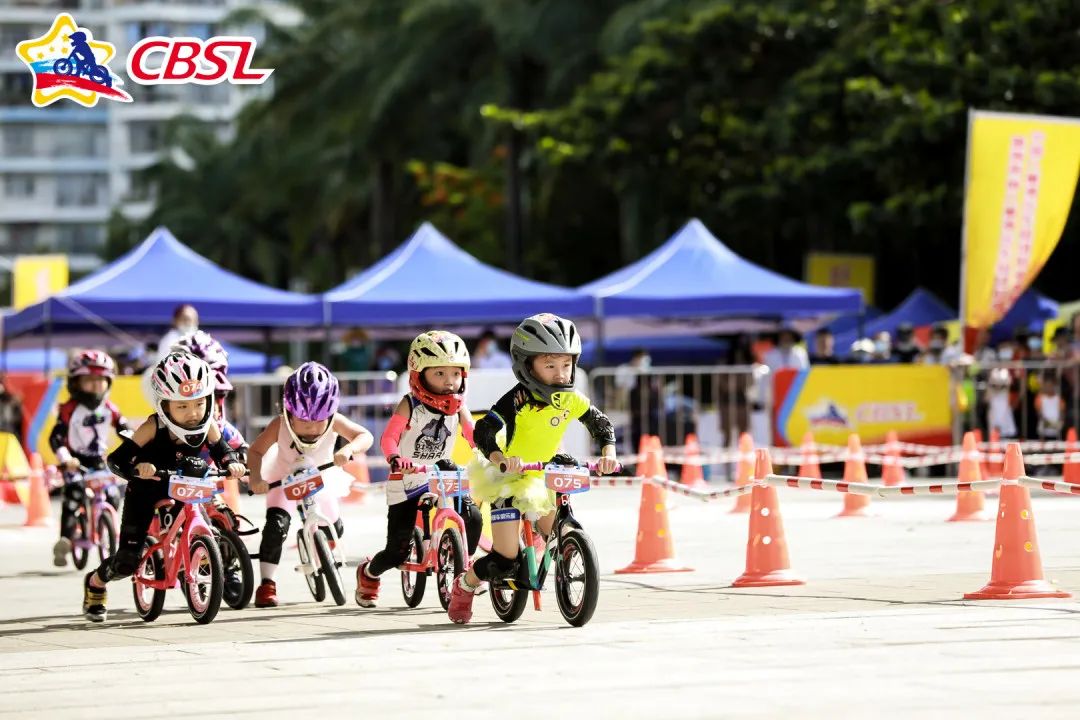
[504,128,524,273]
[370,158,395,262]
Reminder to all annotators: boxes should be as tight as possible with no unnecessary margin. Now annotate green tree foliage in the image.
[113,0,1080,309]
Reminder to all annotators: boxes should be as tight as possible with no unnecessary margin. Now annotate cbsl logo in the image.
[127,36,272,85]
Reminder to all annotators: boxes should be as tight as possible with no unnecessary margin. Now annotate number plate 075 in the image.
[545,467,590,494]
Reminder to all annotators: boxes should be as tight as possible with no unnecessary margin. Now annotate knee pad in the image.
[472,551,518,582]
[259,507,291,565]
[458,499,483,555]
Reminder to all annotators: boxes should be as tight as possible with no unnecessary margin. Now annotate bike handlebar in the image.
[153,468,233,481]
[500,460,622,474]
[265,462,336,490]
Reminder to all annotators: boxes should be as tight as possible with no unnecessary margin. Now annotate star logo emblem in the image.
[14,13,132,107]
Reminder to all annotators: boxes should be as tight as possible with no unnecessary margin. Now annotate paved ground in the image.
[3,482,1080,718]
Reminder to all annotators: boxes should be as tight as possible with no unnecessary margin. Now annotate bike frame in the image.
[71,471,118,553]
[293,491,344,576]
[139,498,216,590]
[400,484,470,576]
[502,495,577,609]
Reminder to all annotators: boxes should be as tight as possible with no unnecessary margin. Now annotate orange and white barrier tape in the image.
[1019,476,1080,496]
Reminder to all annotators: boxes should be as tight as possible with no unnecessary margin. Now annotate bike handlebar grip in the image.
[316,462,336,471]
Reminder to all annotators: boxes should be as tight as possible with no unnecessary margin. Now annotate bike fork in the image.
[522,521,541,611]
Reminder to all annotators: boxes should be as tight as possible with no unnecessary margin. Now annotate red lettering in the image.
[194,40,230,82]
[127,39,170,83]
[227,39,273,83]
[163,40,201,80]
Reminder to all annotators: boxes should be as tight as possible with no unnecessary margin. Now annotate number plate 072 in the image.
[283,469,324,501]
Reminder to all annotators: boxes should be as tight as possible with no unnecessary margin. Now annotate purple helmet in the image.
[172,330,232,392]
[283,361,339,421]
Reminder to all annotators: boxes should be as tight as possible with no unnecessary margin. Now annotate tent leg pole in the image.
[322,324,331,368]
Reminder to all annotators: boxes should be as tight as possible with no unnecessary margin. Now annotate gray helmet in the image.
[510,313,581,404]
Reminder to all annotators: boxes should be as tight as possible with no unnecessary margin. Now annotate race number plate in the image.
[283,466,324,501]
[545,466,590,494]
[168,474,217,504]
[428,471,469,498]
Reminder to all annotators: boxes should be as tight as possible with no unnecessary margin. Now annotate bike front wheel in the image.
[436,528,465,611]
[52,58,73,75]
[313,530,345,606]
[97,506,118,564]
[400,526,426,608]
[490,581,528,623]
[184,534,224,624]
[555,529,600,627]
[297,529,325,602]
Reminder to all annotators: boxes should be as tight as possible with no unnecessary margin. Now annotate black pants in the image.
[93,478,179,583]
[368,495,483,577]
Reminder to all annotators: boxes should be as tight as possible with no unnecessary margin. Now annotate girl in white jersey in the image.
[247,362,373,608]
[354,331,483,608]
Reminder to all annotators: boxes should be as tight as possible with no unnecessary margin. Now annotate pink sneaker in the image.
[447,575,475,624]
[355,560,379,608]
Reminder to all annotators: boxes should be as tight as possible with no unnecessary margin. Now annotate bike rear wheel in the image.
[217,529,254,610]
[184,534,224,624]
[400,526,426,608]
[436,528,465,611]
[133,539,166,622]
[298,529,325,602]
[555,529,600,627]
[97,506,118,564]
[490,580,528,623]
[313,530,346,606]
[71,512,89,570]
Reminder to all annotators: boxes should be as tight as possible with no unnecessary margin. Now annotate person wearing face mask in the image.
[922,324,963,366]
[892,323,921,363]
[872,331,892,362]
[156,304,199,363]
[471,329,513,370]
[809,329,838,364]
[762,328,809,372]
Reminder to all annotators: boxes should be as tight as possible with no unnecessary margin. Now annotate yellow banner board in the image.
[774,364,952,446]
[13,255,69,309]
[805,253,874,306]
[962,110,1080,328]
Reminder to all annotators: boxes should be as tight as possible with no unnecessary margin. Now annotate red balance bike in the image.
[132,460,231,624]
[398,467,472,610]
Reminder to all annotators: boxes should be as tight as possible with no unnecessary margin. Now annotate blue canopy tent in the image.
[579,335,730,366]
[220,341,283,374]
[3,227,322,336]
[580,219,862,327]
[833,289,954,351]
[2,227,321,371]
[989,288,1058,344]
[324,223,594,326]
[0,342,279,374]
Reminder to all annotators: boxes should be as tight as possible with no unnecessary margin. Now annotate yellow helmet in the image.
[408,331,470,373]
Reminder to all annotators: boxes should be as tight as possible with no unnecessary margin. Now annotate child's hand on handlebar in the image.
[248,477,268,494]
[595,456,619,476]
[333,448,353,467]
[499,456,523,474]
[226,462,246,478]
[135,462,156,480]
[389,455,414,473]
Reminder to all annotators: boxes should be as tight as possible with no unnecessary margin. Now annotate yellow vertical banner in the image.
[962,110,1080,328]
[13,255,69,309]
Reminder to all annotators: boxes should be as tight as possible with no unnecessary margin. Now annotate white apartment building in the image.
[0,0,293,272]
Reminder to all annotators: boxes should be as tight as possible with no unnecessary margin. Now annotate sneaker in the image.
[254,579,278,608]
[53,537,72,567]
[223,570,243,606]
[354,560,379,608]
[82,572,107,622]
[447,574,476,624]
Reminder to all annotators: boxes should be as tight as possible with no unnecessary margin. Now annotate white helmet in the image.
[151,351,215,446]
[408,331,470,372]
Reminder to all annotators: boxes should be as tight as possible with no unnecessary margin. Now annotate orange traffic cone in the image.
[948,431,988,522]
[964,443,1070,599]
[1064,428,1080,485]
[797,431,821,480]
[881,430,905,487]
[837,434,871,517]
[730,432,754,514]
[988,428,1003,479]
[634,434,652,477]
[616,440,692,574]
[680,433,707,490]
[733,449,804,587]
[973,429,992,481]
[22,453,51,527]
[342,456,369,504]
